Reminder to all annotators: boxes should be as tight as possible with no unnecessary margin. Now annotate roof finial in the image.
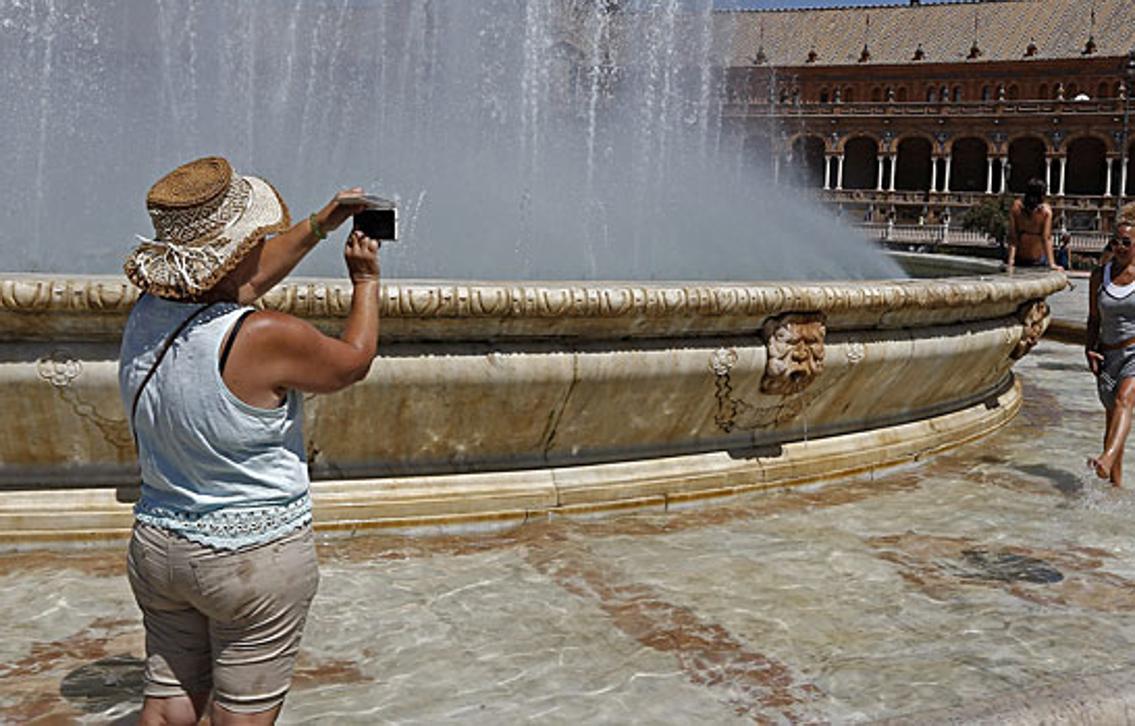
[967,8,982,59]
[751,22,767,65]
[912,42,925,61]
[1082,5,1097,55]
[1024,37,1038,58]
[859,13,871,63]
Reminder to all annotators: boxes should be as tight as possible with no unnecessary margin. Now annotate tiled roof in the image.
[720,0,1135,67]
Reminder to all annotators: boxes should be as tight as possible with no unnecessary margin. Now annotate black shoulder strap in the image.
[130,303,216,448]
[219,309,256,375]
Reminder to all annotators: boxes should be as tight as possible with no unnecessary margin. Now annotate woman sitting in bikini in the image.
[1007,177,1060,272]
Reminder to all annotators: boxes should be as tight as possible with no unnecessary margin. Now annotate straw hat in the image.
[124,156,290,299]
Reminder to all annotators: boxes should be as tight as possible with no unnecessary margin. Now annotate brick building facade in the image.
[719,0,1135,231]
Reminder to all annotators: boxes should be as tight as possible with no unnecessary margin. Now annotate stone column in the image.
[1045,157,1053,191]
[836,153,845,191]
[1104,158,1113,198]
[1001,157,1010,193]
[1123,161,1130,199]
[943,154,952,193]
[876,156,885,191]
[931,157,939,192]
[823,155,832,190]
[986,157,994,194]
[1057,157,1066,196]
[889,155,898,192]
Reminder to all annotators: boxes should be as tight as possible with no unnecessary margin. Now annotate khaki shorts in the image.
[126,521,319,714]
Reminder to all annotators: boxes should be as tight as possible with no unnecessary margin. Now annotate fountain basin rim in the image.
[0,271,1066,342]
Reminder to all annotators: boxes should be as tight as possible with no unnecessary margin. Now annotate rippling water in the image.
[2,340,1133,723]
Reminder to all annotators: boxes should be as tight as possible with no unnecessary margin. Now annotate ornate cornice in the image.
[0,272,1067,340]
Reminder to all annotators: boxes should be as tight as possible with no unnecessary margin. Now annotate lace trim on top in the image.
[134,493,312,551]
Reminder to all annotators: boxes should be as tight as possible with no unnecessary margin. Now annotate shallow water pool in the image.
[2,339,1133,724]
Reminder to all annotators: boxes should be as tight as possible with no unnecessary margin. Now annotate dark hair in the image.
[1022,177,1046,213]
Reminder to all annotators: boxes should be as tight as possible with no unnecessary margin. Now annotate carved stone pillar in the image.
[889,155,898,192]
[1057,157,1066,196]
[876,156,885,191]
[1045,157,1053,191]
[943,154,952,193]
[836,154,845,191]
[823,155,832,190]
[931,157,940,192]
[986,157,994,194]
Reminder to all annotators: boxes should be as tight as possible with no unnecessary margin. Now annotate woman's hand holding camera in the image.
[345,229,380,284]
[310,187,370,239]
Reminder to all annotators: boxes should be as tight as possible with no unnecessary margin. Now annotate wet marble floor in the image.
[3,339,1135,724]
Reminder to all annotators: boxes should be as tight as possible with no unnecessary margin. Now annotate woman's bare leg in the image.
[138,692,210,726]
[1092,378,1135,486]
[211,702,282,726]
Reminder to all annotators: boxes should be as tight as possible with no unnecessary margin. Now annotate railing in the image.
[723,98,1125,119]
[859,223,988,246]
[821,189,1122,211]
[858,224,1109,253]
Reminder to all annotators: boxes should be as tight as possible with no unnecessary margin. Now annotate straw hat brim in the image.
[124,175,291,300]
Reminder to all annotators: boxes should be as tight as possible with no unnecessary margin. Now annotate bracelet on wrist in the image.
[308,213,327,241]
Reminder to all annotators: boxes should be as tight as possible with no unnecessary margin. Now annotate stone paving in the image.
[2,339,1134,724]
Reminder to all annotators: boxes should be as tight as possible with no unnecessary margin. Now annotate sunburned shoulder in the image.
[238,310,322,352]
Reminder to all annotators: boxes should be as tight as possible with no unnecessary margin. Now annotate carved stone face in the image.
[1011,300,1049,360]
[761,313,826,395]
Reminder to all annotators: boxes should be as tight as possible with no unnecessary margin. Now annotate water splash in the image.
[0,0,903,282]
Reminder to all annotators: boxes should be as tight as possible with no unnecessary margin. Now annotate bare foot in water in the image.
[1088,456,1111,481]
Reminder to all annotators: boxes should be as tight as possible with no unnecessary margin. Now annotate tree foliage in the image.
[961,194,1013,244]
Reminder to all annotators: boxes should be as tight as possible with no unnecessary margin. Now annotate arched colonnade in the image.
[748,132,1135,198]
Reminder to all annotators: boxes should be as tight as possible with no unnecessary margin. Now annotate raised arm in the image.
[233,189,368,304]
[222,230,381,408]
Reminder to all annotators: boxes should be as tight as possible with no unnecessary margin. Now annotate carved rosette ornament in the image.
[760,312,827,395]
[37,350,83,388]
[1011,299,1049,360]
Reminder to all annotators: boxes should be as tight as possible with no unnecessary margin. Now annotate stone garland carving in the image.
[710,313,844,434]
[761,312,827,395]
[1010,299,1050,360]
[708,335,867,435]
[710,347,741,432]
[0,274,1066,323]
[36,349,133,455]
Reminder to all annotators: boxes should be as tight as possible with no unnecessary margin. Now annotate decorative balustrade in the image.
[723,98,1125,119]
[857,224,1109,253]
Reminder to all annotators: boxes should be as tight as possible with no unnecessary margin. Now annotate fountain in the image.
[0,1,1064,545]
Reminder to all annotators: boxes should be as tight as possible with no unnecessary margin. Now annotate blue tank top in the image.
[1099,263,1135,347]
[118,294,311,550]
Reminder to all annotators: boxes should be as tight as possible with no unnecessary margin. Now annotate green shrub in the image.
[961,194,1013,244]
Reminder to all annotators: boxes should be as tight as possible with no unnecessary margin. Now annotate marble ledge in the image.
[0,273,1065,319]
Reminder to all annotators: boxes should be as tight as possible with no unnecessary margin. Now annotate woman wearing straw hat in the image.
[118,156,379,725]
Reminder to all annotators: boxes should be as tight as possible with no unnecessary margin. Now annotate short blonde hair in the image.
[1120,201,1135,228]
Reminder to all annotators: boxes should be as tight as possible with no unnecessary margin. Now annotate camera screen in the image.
[354,209,397,240]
